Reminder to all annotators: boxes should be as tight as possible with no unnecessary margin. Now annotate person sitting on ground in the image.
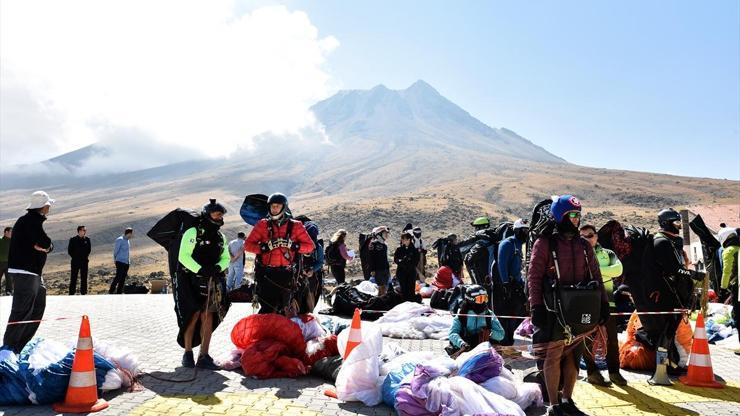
[176,199,231,370]
[431,266,460,290]
[326,229,354,284]
[368,226,391,296]
[579,223,628,387]
[717,227,739,355]
[394,231,420,302]
[446,285,504,356]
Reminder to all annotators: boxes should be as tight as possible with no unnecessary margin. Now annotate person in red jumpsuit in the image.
[245,193,314,315]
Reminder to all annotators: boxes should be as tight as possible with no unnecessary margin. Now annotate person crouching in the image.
[446,285,504,357]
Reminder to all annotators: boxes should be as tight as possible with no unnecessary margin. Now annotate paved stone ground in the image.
[1,294,738,416]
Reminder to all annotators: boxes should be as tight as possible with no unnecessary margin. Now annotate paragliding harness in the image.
[543,235,602,345]
[254,219,302,315]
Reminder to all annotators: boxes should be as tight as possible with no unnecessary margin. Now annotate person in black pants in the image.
[327,229,353,284]
[3,191,55,354]
[68,225,91,295]
[394,231,420,302]
[110,228,133,294]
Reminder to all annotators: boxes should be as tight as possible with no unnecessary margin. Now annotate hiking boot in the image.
[545,404,566,416]
[560,399,588,416]
[609,372,628,386]
[195,354,220,370]
[586,371,611,386]
[181,351,195,368]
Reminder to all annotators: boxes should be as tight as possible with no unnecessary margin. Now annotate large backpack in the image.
[432,238,449,266]
[324,241,343,266]
[464,237,494,286]
[147,209,200,278]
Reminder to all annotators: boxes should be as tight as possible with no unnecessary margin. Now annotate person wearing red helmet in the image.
[245,193,314,315]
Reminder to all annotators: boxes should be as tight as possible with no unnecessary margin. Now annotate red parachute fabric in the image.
[232,314,308,379]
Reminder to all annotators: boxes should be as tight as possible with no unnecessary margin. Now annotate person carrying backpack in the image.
[579,224,627,386]
[446,285,504,356]
[326,229,353,284]
[441,234,464,281]
[412,227,427,283]
[394,231,420,302]
[493,218,529,346]
[528,195,606,416]
[642,208,705,373]
[176,199,231,369]
[368,226,391,296]
[717,227,739,355]
[244,193,315,315]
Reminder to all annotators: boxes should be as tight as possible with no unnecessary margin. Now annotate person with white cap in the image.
[2,191,55,353]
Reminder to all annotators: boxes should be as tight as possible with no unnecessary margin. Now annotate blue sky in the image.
[282,0,740,180]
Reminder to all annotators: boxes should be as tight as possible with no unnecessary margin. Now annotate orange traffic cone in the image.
[343,308,362,360]
[679,312,723,389]
[53,315,109,413]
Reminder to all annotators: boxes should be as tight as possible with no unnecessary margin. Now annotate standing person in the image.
[0,227,12,295]
[412,227,427,283]
[326,229,353,284]
[176,199,231,369]
[110,228,133,294]
[394,231,420,301]
[2,191,55,354]
[494,218,529,346]
[68,225,91,295]
[717,227,739,355]
[528,195,606,416]
[642,209,705,373]
[442,234,464,281]
[579,224,627,386]
[226,232,246,291]
[368,226,391,296]
[245,193,314,315]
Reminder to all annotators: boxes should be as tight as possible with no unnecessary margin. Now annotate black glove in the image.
[259,243,270,253]
[531,304,547,328]
[599,302,610,325]
[198,264,219,277]
[290,241,300,251]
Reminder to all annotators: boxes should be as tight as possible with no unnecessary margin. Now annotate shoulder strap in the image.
[286,220,294,240]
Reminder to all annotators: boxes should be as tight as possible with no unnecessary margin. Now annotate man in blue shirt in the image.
[493,218,529,346]
[110,228,133,294]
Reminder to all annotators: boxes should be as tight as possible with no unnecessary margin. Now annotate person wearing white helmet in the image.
[368,226,391,296]
[717,226,739,355]
[3,191,55,353]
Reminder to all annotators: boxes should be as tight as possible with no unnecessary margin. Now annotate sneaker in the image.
[586,372,611,387]
[609,372,628,386]
[195,354,220,370]
[181,351,195,368]
[560,399,588,416]
[546,404,566,416]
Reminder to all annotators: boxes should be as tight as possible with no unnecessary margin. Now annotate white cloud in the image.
[0,0,338,171]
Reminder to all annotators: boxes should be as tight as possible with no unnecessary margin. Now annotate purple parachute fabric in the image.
[457,347,504,383]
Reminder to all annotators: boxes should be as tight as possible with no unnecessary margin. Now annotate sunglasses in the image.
[581,232,595,238]
[568,212,581,218]
[473,294,488,304]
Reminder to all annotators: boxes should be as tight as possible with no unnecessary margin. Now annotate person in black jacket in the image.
[368,226,391,296]
[394,231,420,302]
[642,208,705,374]
[442,234,464,281]
[68,225,91,295]
[2,191,55,354]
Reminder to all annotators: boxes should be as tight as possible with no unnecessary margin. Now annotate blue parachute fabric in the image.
[457,347,503,383]
[18,339,116,405]
[382,362,417,408]
[0,348,31,405]
[240,194,269,226]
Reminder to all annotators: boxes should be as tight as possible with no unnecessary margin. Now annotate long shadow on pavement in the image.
[592,384,700,415]
[140,367,230,404]
[239,375,326,400]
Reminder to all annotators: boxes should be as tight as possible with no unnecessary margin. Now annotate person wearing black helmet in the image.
[245,193,315,315]
[446,284,504,357]
[175,199,231,370]
[642,208,705,373]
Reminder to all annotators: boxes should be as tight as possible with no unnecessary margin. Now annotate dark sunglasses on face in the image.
[581,233,595,238]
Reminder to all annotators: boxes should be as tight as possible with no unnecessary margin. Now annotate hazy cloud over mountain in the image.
[0,0,339,171]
